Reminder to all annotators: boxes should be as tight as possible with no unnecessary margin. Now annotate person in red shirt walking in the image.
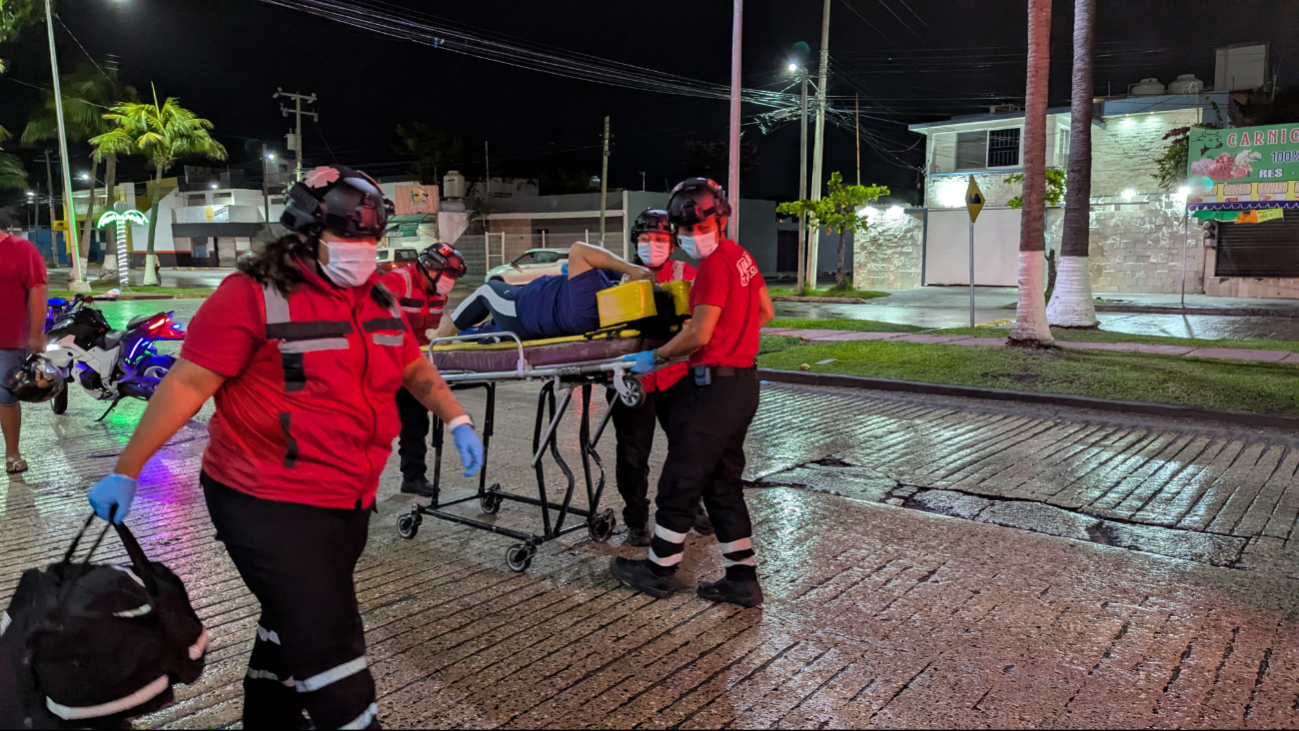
[611,178,774,608]
[0,231,48,474]
[611,209,710,547]
[380,242,467,497]
[86,165,483,730]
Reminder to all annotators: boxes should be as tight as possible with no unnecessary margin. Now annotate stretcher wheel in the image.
[480,485,503,515]
[619,377,647,409]
[397,512,422,539]
[588,509,616,543]
[506,543,535,572]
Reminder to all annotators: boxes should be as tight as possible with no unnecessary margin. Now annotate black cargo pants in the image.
[202,473,379,730]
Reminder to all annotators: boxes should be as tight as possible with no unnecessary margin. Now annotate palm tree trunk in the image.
[78,156,99,281]
[1047,0,1099,328]
[143,167,162,286]
[98,153,118,280]
[1009,0,1055,346]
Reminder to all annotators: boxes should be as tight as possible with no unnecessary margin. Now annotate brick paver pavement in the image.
[3,334,1299,728]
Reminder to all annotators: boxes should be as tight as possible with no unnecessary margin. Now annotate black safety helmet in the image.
[666,177,732,228]
[417,242,468,280]
[2,355,65,403]
[280,165,394,239]
[631,209,673,242]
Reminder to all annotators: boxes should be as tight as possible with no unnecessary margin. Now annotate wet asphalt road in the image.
[4,339,1299,727]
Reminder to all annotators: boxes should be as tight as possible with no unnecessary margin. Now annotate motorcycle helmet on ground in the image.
[2,355,65,403]
[666,178,732,229]
[279,165,394,239]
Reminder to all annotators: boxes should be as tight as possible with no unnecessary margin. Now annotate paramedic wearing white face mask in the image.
[86,165,482,731]
[380,242,468,497]
[612,178,774,609]
[609,210,711,548]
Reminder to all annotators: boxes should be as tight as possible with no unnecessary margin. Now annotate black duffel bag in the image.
[0,514,208,727]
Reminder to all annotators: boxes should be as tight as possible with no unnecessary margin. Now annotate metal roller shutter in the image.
[1214,209,1299,278]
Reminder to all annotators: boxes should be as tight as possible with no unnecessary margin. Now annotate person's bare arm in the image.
[114,359,226,479]
[403,357,468,423]
[567,241,651,281]
[655,304,723,361]
[26,284,47,354]
[757,283,775,327]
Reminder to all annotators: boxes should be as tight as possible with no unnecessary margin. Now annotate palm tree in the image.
[90,85,226,285]
[1009,0,1055,346]
[0,126,26,189]
[23,63,136,283]
[1046,0,1099,328]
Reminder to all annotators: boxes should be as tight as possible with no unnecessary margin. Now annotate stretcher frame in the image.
[395,332,650,572]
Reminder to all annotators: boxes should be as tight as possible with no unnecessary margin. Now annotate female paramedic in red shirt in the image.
[381,242,467,498]
[86,165,484,731]
[612,209,710,547]
[612,178,774,609]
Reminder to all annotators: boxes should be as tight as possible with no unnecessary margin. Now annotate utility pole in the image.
[797,70,809,295]
[261,143,272,228]
[855,92,862,186]
[599,116,610,245]
[44,0,88,291]
[727,0,743,241]
[806,0,831,289]
[274,88,317,181]
[640,171,646,191]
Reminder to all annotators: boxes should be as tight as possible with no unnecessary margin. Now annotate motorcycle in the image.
[43,293,186,419]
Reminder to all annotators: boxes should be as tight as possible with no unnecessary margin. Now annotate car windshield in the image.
[533,251,559,264]
[375,250,392,261]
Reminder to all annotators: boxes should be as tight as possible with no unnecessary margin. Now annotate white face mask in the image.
[319,239,377,287]
[435,274,455,297]
[637,239,671,268]
[679,231,719,260]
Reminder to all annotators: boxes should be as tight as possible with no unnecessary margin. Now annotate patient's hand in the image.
[626,266,653,282]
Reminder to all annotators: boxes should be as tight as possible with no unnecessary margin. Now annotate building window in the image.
[1057,128,1071,162]
[954,127,1022,171]
[987,128,1021,167]
[955,132,987,171]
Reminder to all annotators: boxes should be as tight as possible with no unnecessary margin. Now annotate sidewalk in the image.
[765,326,1299,364]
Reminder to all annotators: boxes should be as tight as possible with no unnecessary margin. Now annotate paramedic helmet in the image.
[632,209,675,268]
[417,243,468,280]
[666,178,732,229]
[631,209,673,242]
[280,165,394,240]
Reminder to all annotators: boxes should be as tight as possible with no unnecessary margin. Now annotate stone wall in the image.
[1090,109,1198,197]
[925,173,1021,209]
[1084,196,1205,294]
[852,210,925,290]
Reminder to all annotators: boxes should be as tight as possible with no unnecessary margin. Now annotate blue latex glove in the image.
[624,350,658,375]
[452,424,484,477]
[88,473,139,524]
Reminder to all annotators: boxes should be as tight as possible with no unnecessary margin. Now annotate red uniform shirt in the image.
[380,267,446,346]
[644,259,696,392]
[0,234,47,349]
[689,239,765,369]
[182,262,421,509]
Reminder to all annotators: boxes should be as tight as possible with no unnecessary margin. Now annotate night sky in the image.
[2,0,1297,212]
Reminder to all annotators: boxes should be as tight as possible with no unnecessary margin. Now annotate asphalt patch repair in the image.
[752,455,1250,569]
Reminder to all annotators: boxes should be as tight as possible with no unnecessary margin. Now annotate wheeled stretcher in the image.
[394,329,664,571]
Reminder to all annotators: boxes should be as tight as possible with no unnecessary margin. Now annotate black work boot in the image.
[697,577,764,607]
[400,479,436,498]
[610,557,685,599]
[624,525,652,547]
[692,505,715,536]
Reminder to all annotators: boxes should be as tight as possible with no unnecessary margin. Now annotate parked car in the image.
[484,248,569,285]
[376,247,421,273]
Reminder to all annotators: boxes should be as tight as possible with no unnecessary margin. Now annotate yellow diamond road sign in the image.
[965,175,985,223]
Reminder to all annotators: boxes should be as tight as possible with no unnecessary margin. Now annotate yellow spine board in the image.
[597,281,656,329]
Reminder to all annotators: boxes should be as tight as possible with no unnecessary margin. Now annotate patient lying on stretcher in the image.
[432,241,653,342]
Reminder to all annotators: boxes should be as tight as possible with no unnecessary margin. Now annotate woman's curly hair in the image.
[237,233,393,307]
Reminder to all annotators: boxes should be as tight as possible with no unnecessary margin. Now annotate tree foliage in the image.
[538,167,595,195]
[23,62,135,146]
[394,122,466,185]
[0,0,45,72]
[678,139,760,184]
[0,125,25,190]
[777,171,890,287]
[1006,168,1066,209]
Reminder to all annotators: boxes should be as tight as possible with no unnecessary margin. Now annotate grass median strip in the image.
[757,339,1299,416]
[767,285,889,300]
[768,317,922,333]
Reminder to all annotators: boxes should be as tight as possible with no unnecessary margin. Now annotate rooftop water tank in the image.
[442,170,466,198]
[1129,77,1166,96]
[1167,74,1204,94]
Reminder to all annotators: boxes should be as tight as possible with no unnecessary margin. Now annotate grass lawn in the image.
[757,339,1299,416]
[768,317,922,334]
[767,284,889,300]
[48,280,214,300]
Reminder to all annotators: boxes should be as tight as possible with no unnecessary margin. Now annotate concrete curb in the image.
[771,296,878,304]
[758,368,1299,432]
[1093,304,1299,318]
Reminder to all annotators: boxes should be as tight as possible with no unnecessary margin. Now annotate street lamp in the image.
[788,62,798,72]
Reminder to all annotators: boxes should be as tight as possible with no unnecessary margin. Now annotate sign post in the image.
[965,175,985,328]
